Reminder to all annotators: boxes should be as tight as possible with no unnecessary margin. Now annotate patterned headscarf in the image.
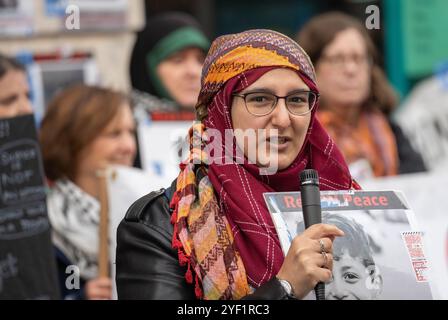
[170,29,359,300]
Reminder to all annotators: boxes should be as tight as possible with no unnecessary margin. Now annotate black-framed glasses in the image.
[233,90,319,116]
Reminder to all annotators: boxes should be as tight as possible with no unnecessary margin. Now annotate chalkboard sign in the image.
[0,114,59,300]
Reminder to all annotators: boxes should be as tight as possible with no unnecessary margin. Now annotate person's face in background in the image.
[76,103,136,178]
[231,68,312,171]
[157,47,205,110]
[0,69,33,118]
[315,28,371,110]
[326,250,382,300]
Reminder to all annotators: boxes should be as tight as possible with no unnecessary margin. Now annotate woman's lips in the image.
[111,156,133,166]
[266,136,291,151]
[340,85,360,91]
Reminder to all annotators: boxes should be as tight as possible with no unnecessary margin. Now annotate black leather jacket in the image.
[116,180,292,300]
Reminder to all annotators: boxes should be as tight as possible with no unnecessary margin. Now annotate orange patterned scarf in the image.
[318,110,398,176]
[170,123,251,300]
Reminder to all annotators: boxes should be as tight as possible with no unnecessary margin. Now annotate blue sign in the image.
[45,0,67,17]
[435,61,448,90]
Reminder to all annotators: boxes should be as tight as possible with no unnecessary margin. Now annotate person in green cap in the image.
[130,11,210,112]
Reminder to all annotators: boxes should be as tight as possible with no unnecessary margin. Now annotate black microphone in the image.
[299,169,325,300]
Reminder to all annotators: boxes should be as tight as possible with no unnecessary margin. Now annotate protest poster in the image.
[0,115,59,299]
[0,0,34,37]
[106,165,166,299]
[138,121,192,185]
[363,171,448,299]
[45,0,129,31]
[264,190,435,299]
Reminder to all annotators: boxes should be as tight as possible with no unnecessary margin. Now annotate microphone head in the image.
[300,169,319,186]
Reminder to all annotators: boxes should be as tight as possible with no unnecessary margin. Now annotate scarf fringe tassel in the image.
[170,196,204,299]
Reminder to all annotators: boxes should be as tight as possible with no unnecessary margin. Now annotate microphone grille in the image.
[299,169,319,185]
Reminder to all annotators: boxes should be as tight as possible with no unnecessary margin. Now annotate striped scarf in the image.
[170,123,251,300]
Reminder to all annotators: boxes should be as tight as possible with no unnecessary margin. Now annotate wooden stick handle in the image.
[97,169,109,278]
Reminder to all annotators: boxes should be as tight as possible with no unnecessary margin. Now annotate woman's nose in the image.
[18,95,33,115]
[342,59,358,75]
[185,57,203,79]
[120,132,137,155]
[270,98,291,129]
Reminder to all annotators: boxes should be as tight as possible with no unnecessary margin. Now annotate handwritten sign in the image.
[0,115,59,300]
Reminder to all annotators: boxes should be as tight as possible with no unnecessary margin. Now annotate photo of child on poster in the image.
[265,191,434,300]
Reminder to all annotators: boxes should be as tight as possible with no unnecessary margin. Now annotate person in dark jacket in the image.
[116,29,361,300]
[297,12,426,180]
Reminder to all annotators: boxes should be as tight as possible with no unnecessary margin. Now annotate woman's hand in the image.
[85,277,113,300]
[276,224,344,299]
